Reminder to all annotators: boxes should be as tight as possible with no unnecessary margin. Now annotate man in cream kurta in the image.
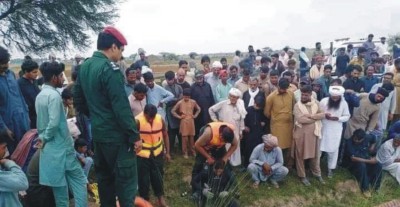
[209,88,247,166]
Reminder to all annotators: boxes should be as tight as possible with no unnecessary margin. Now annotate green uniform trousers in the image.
[137,154,165,200]
[94,141,138,207]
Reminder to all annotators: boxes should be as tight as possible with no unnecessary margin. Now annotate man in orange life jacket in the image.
[191,122,237,192]
[135,104,171,207]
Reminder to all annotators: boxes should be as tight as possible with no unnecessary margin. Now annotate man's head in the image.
[278,78,289,94]
[219,125,234,143]
[0,46,10,74]
[138,48,146,61]
[201,55,211,69]
[249,77,259,92]
[235,50,241,56]
[254,95,265,109]
[323,64,332,78]
[0,132,8,159]
[328,86,344,109]
[220,57,228,69]
[74,138,88,154]
[316,42,322,50]
[366,65,375,77]
[195,70,205,85]
[97,26,127,62]
[261,57,271,67]
[143,72,155,89]
[300,85,313,103]
[382,72,394,84]
[262,134,278,152]
[229,65,238,78]
[21,59,39,80]
[271,53,279,64]
[133,83,148,100]
[61,88,73,107]
[212,61,222,76]
[259,66,269,80]
[315,56,323,66]
[183,88,191,101]
[125,67,137,84]
[393,134,400,148]
[375,87,389,103]
[311,80,321,92]
[178,60,188,71]
[282,71,293,83]
[368,34,374,42]
[213,159,225,176]
[269,70,279,85]
[357,47,367,59]
[177,68,186,83]
[242,69,250,83]
[339,47,346,55]
[352,129,366,145]
[287,49,295,58]
[301,47,306,52]
[351,65,362,80]
[396,37,400,44]
[219,70,229,83]
[347,44,354,50]
[40,62,65,88]
[165,71,175,86]
[248,45,254,52]
[228,88,241,105]
[143,104,158,123]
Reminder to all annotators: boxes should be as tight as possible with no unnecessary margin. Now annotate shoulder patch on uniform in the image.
[110,62,120,71]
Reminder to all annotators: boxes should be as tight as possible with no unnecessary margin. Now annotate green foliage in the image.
[159,52,179,61]
[387,33,400,53]
[0,0,120,54]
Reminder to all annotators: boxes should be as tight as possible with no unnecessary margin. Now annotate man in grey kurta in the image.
[36,62,87,207]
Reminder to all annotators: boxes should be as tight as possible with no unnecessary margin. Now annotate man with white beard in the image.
[319,86,350,178]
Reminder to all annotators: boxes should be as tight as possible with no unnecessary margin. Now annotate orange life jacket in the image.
[136,113,164,158]
[204,122,235,150]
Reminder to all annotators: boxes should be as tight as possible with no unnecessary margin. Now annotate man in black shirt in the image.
[335,48,350,77]
[343,65,364,93]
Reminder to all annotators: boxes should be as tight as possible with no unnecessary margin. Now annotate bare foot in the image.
[158,196,169,207]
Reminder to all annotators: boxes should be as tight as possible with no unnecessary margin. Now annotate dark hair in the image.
[229,65,238,71]
[0,131,8,145]
[382,82,394,92]
[183,88,191,96]
[0,46,10,65]
[260,66,269,74]
[301,47,306,52]
[134,83,148,93]
[256,49,261,53]
[71,69,78,82]
[269,70,279,77]
[283,47,289,52]
[282,71,292,77]
[201,55,210,64]
[143,72,154,81]
[352,129,366,141]
[220,125,234,143]
[165,71,175,80]
[287,59,296,65]
[235,50,241,56]
[339,47,346,51]
[383,72,394,79]
[347,44,353,49]
[21,60,39,73]
[74,138,87,150]
[300,84,313,93]
[394,58,400,66]
[331,78,342,85]
[278,78,290,89]
[97,32,123,50]
[352,64,362,72]
[24,55,32,60]
[254,95,265,108]
[130,63,142,70]
[271,53,279,58]
[316,42,321,46]
[40,62,64,82]
[261,57,271,64]
[242,69,250,76]
[366,64,375,71]
[125,67,136,77]
[144,104,157,118]
[220,57,227,62]
[214,159,225,170]
[357,47,367,55]
[178,60,188,67]
[324,64,333,71]
[373,57,384,64]
[61,88,73,100]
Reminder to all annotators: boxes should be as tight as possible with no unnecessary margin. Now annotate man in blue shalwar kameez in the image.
[35,62,87,207]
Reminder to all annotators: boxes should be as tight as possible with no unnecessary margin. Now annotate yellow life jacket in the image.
[136,113,164,158]
[204,122,235,150]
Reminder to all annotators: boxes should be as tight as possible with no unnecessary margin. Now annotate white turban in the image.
[212,61,223,68]
[329,86,345,96]
[141,66,153,75]
[229,88,242,98]
[262,134,278,147]
[256,56,262,61]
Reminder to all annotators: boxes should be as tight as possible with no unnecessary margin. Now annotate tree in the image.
[0,0,120,54]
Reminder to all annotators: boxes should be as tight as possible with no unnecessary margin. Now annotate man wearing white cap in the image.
[319,86,350,178]
[247,134,288,189]
[205,61,222,101]
[209,88,247,166]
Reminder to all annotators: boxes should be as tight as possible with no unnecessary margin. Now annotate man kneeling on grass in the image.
[247,134,288,189]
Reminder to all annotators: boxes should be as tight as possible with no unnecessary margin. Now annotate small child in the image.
[61,88,75,119]
[74,138,93,182]
[171,88,201,158]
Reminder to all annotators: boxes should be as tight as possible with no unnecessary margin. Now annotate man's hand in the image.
[222,156,229,164]
[6,128,14,141]
[262,163,272,175]
[158,102,164,108]
[207,156,215,165]
[244,127,250,133]
[165,153,171,162]
[0,158,9,165]
[34,139,44,149]
[134,140,143,153]
[329,116,339,121]
[180,114,186,119]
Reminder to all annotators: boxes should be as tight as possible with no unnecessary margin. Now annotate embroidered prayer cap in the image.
[229,88,242,97]
[212,61,223,69]
[329,86,345,96]
[262,134,278,147]
[103,26,127,46]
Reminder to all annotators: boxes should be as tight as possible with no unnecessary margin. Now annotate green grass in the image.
[162,153,400,207]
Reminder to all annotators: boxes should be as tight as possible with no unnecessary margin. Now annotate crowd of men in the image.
[2,26,400,207]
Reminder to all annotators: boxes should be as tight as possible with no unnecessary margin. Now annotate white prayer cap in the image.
[212,61,223,68]
[383,52,390,56]
[138,48,146,54]
[256,56,262,61]
[141,66,153,74]
[288,49,295,53]
[329,86,345,96]
[75,54,83,59]
[229,88,242,97]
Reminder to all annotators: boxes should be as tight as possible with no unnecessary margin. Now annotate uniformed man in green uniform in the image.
[73,26,142,207]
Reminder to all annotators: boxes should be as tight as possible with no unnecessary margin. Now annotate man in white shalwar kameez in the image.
[370,73,396,131]
[377,134,400,184]
[209,88,247,166]
[319,86,350,178]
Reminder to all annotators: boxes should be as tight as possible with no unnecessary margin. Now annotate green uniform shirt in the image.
[74,51,139,144]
